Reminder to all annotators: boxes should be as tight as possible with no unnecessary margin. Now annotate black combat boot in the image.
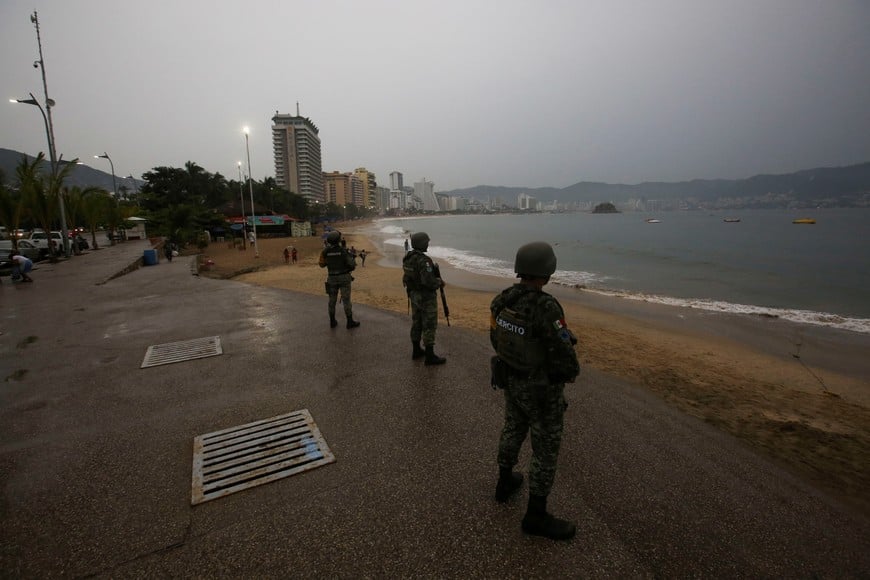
[346,317,360,329]
[330,316,338,328]
[424,345,446,366]
[521,494,576,541]
[412,341,425,360]
[495,466,524,503]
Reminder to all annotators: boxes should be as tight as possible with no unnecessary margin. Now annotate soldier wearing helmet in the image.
[401,232,446,365]
[489,241,580,540]
[318,230,360,329]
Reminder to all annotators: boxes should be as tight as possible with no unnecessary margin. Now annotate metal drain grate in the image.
[191,409,335,505]
[141,336,223,368]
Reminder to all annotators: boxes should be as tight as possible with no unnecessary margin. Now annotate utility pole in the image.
[31,11,70,257]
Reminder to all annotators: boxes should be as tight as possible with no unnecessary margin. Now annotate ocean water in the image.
[366,209,870,334]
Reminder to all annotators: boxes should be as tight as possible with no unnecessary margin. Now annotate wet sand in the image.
[200,225,870,515]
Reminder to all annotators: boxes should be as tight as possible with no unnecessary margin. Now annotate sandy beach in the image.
[199,223,870,515]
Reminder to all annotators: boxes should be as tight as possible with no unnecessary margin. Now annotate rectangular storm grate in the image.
[141,336,223,368]
[191,409,335,505]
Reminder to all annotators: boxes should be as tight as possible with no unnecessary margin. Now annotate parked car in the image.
[0,239,42,261]
[29,230,64,254]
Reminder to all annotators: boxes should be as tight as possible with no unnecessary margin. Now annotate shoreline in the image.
[200,224,870,515]
[364,215,870,334]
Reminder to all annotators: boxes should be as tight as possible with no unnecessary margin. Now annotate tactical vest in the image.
[493,305,546,372]
[324,246,349,275]
[402,252,423,290]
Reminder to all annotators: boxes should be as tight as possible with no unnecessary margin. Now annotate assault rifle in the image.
[432,263,450,327]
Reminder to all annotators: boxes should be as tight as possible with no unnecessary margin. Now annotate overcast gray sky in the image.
[2,0,869,191]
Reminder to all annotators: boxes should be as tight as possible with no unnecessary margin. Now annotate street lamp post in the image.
[237,161,246,250]
[30,11,69,257]
[243,127,258,258]
[95,153,117,198]
[9,92,70,258]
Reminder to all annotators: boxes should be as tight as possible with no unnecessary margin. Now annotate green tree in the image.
[139,163,228,243]
[0,169,26,248]
[80,190,112,250]
[61,185,102,254]
[17,153,77,260]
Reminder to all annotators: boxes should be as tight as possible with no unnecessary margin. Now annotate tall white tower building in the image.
[272,110,324,202]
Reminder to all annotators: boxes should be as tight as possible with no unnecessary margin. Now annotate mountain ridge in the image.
[3,147,868,207]
[439,161,870,207]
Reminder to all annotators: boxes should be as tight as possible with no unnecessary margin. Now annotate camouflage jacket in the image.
[490,284,580,384]
[402,250,441,294]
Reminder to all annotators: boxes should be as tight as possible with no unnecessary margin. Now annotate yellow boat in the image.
[792,218,816,224]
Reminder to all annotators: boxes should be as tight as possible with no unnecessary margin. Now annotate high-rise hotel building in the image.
[272,112,324,202]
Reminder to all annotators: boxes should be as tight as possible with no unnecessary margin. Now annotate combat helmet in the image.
[326,230,341,244]
[410,232,430,251]
[514,241,557,278]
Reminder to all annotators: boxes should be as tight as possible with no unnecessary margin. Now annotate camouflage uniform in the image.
[319,242,356,321]
[490,284,580,497]
[402,250,441,346]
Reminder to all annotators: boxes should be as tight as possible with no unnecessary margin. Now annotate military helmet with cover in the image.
[514,241,557,278]
[326,230,341,244]
[410,232,430,251]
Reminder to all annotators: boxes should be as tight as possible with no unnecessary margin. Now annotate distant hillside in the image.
[4,147,868,207]
[0,148,140,192]
[441,162,870,207]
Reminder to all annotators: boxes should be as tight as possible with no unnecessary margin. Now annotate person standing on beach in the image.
[319,231,360,329]
[489,241,580,541]
[283,246,291,264]
[359,249,367,267]
[402,232,446,365]
[291,246,298,264]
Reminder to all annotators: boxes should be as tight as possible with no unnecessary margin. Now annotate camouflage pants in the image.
[327,274,353,319]
[409,290,438,346]
[498,376,567,497]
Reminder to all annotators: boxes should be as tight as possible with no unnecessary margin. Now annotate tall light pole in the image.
[32,11,69,257]
[95,153,117,198]
[11,11,70,257]
[243,127,258,257]
[9,94,69,257]
[237,161,246,250]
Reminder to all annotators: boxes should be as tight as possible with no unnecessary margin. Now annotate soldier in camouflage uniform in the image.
[489,241,580,540]
[318,230,360,329]
[402,232,446,365]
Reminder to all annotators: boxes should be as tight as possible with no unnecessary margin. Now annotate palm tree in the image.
[62,185,101,254]
[0,173,26,251]
[81,190,112,250]
[16,153,78,260]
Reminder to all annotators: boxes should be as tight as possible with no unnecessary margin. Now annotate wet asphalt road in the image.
[1,241,868,578]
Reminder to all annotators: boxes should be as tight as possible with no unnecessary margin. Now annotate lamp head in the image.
[11,97,39,106]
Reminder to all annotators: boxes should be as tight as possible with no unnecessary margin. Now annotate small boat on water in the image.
[645,218,661,224]
[723,218,741,223]
[792,218,816,224]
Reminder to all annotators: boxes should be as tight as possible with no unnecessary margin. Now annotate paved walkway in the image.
[1,242,869,577]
